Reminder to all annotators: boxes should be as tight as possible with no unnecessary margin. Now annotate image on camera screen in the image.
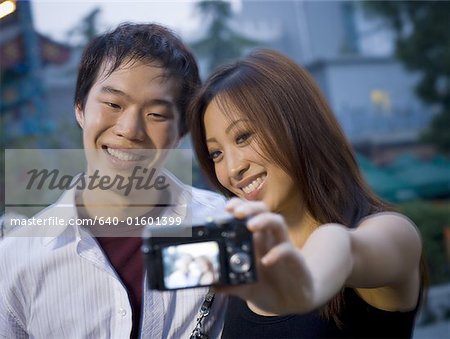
[162,241,220,289]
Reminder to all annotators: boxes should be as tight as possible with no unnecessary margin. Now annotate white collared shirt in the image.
[0,172,227,338]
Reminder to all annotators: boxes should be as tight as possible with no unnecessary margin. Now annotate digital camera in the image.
[142,217,257,290]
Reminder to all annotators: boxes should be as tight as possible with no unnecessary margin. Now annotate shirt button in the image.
[118,308,127,317]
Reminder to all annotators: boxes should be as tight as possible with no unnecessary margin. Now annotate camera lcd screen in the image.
[162,241,221,289]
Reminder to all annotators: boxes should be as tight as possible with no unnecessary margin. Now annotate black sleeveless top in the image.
[221,288,417,338]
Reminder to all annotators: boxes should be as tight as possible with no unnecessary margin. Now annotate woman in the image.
[188,49,426,338]
[194,255,217,285]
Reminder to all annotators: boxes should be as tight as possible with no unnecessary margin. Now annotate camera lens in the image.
[229,252,251,273]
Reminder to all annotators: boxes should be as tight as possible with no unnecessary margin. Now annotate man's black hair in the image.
[74,23,200,137]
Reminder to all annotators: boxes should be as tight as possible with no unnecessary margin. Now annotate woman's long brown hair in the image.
[188,49,425,324]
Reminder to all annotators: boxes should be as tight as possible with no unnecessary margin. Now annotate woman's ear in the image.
[75,104,84,129]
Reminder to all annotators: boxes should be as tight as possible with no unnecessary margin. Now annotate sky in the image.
[32,0,242,43]
[32,0,201,43]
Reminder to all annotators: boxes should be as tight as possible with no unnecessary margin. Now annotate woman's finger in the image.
[226,199,268,219]
[247,212,290,244]
[252,230,271,259]
[225,197,243,211]
[261,242,297,266]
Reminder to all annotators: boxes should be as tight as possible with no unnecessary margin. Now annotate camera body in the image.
[143,217,257,290]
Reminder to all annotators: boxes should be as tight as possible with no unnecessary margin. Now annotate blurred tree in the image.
[191,0,259,74]
[66,7,102,47]
[364,1,450,153]
[397,200,450,284]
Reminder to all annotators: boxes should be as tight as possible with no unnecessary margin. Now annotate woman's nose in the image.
[227,151,250,180]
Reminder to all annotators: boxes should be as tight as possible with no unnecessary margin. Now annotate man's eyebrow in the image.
[100,86,175,108]
[100,86,131,99]
[148,98,175,108]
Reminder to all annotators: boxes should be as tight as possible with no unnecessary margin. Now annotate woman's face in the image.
[203,98,301,216]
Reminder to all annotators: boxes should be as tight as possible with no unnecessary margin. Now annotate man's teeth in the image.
[107,148,142,161]
[242,175,266,194]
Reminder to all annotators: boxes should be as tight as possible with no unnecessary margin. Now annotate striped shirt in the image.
[0,172,227,338]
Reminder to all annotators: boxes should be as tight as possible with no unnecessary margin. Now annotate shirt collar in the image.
[42,184,79,245]
[42,169,192,246]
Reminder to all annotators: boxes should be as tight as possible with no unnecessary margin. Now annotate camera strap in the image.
[189,289,215,339]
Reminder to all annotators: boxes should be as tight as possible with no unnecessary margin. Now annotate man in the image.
[0,23,226,338]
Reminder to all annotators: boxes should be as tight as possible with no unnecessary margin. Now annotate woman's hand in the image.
[214,199,423,315]
[213,198,316,315]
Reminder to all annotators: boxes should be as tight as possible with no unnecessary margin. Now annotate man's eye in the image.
[147,113,167,121]
[236,132,251,144]
[105,102,121,109]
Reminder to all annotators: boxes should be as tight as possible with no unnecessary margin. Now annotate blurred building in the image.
[0,0,76,147]
[234,0,436,149]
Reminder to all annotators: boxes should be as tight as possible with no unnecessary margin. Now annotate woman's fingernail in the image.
[226,198,239,208]
[235,206,247,215]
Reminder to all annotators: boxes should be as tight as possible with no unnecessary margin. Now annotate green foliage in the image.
[191,0,260,74]
[396,200,450,284]
[421,108,450,152]
[364,1,450,153]
[66,7,102,47]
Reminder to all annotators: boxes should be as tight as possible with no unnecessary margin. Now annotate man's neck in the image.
[76,187,171,220]
[75,188,172,237]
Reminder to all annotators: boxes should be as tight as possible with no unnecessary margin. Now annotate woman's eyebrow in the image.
[206,119,249,143]
[225,119,249,133]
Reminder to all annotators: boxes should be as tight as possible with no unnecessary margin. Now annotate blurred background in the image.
[1,1,449,335]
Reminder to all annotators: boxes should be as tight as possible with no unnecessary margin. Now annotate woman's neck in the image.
[284,210,318,248]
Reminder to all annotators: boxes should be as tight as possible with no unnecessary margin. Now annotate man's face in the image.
[75,60,180,178]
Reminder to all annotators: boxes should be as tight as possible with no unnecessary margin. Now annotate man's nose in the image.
[113,109,145,142]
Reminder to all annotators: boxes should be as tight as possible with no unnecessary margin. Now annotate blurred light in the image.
[230,0,242,12]
[0,0,16,20]
[371,89,391,113]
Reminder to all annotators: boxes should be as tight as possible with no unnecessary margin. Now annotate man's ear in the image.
[75,104,84,129]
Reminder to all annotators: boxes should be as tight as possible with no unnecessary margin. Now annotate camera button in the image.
[244,272,254,281]
[229,252,251,273]
[241,243,250,252]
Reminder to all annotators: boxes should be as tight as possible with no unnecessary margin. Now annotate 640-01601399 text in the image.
[9,216,183,227]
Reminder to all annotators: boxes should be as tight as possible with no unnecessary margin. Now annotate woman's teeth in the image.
[107,148,143,161]
[242,175,266,194]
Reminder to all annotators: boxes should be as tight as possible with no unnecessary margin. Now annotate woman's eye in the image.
[209,150,222,160]
[236,132,251,144]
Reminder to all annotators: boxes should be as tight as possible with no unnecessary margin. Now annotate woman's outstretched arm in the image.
[216,198,422,315]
